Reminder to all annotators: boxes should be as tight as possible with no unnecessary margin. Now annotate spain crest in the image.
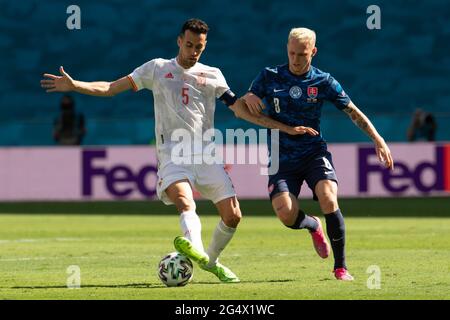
[197,73,207,87]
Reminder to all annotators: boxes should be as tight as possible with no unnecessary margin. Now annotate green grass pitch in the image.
[0,198,449,300]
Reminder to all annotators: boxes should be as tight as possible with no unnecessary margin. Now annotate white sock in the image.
[180,211,205,252]
[206,220,236,267]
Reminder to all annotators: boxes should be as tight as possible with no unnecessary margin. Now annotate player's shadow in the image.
[318,278,333,282]
[10,279,297,289]
[191,279,296,285]
[10,283,167,289]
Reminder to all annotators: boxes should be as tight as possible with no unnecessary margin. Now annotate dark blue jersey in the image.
[249,64,351,164]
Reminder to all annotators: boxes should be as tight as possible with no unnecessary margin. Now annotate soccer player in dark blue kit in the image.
[243,28,394,280]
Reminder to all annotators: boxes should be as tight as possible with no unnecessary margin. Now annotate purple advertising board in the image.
[0,143,449,201]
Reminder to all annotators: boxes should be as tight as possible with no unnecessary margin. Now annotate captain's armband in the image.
[219,90,238,107]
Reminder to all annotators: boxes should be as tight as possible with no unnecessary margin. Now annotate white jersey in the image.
[128,58,230,158]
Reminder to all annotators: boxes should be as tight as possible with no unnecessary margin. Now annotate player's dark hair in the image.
[180,18,209,36]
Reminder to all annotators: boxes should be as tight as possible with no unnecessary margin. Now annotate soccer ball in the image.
[158,252,194,287]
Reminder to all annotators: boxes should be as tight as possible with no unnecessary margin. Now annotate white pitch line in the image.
[0,255,164,262]
[0,253,295,262]
[0,238,89,244]
[0,256,93,262]
[228,252,291,257]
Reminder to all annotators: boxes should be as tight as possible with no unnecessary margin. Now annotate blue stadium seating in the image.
[0,0,448,145]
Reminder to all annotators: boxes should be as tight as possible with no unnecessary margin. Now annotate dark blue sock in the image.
[324,209,347,270]
[287,210,318,232]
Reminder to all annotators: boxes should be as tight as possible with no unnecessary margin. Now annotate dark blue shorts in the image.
[268,150,338,201]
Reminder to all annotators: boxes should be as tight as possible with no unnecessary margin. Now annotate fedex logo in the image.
[82,150,158,199]
[359,145,450,194]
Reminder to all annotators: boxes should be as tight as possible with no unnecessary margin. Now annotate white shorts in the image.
[156,158,236,206]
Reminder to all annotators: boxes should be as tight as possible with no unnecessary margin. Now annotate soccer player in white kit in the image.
[40,19,318,283]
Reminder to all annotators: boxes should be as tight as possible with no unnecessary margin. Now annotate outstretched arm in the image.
[229,98,318,136]
[40,66,132,97]
[343,101,394,169]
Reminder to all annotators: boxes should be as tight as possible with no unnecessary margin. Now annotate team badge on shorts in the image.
[289,86,302,99]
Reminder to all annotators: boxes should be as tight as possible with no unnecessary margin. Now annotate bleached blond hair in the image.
[288,28,316,46]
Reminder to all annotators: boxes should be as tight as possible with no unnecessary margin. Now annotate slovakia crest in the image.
[307,86,318,98]
[289,86,302,99]
[307,86,319,103]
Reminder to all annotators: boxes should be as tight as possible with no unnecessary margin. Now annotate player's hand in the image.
[243,92,265,115]
[40,66,74,93]
[375,138,394,170]
[288,126,319,136]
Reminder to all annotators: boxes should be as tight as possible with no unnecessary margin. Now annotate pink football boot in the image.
[309,216,330,259]
[334,268,354,281]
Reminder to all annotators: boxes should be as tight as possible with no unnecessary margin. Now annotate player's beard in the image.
[186,58,197,68]
[178,55,197,69]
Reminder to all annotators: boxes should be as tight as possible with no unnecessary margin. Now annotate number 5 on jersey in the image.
[182,87,189,105]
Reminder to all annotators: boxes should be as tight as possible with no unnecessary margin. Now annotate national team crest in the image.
[289,86,302,99]
[307,86,318,98]
[307,86,318,103]
[197,73,207,87]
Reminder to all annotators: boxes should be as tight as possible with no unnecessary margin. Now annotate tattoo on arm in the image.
[343,105,378,141]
